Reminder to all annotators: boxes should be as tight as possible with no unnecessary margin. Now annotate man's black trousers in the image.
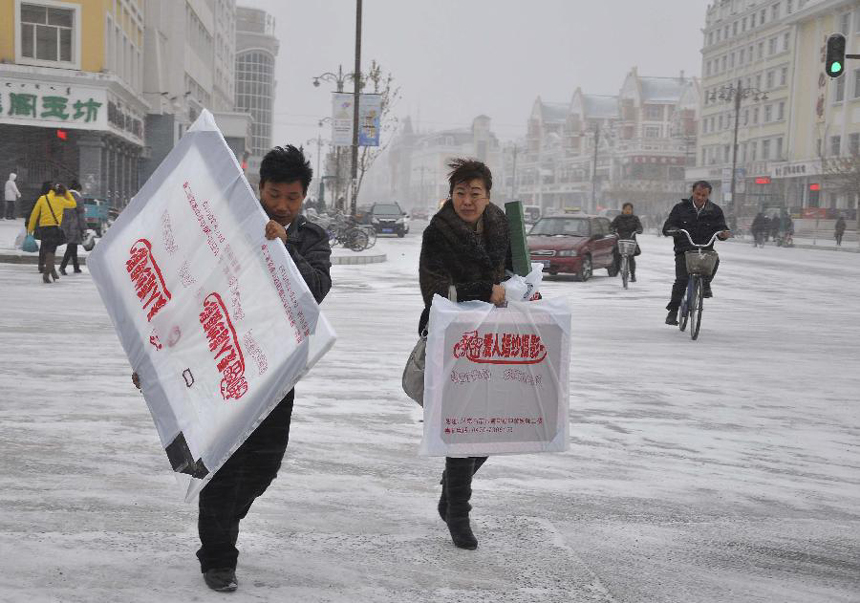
[197,389,295,572]
[667,252,720,311]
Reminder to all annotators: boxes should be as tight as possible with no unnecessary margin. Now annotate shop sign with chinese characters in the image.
[0,79,107,131]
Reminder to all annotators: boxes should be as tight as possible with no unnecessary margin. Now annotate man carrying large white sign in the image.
[87,110,334,593]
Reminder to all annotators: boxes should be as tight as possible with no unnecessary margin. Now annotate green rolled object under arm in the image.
[505,200,531,277]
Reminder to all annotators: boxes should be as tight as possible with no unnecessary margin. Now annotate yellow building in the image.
[784,0,860,215]
[0,0,148,212]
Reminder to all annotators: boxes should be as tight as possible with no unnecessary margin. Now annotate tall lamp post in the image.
[708,80,767,224]
[312,70,358,213]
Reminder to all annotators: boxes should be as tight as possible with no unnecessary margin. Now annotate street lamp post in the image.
[710,80,767,225]
[350,0,363,218]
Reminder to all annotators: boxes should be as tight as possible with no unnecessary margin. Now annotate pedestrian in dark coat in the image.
[418,158,511,551]
[610,202,644,281]
[60,180,87,274]
[835,216,846,246]
[662,181,730,325]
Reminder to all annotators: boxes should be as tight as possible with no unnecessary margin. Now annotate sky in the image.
[239,0,713,157]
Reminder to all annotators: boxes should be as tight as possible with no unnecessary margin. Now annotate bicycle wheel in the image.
[347,228,369,251]
[678,285,690,332]
[621,257,629,289]
[690,278,704,340]
[361,225,377,248]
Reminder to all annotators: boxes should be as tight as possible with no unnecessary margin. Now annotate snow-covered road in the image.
[0,226,857,602]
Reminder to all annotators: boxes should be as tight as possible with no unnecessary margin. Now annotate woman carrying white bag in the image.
[417,159,510,550]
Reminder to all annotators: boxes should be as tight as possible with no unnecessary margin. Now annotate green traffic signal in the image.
[825,33,846,78]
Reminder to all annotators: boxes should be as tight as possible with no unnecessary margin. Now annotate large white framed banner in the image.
[88,110,336,501]
[421,296,570,457]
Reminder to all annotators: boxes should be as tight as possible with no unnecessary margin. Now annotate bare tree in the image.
[354,60,401,204]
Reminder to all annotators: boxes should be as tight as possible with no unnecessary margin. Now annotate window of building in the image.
[18,2,78,66]
[766,70,775,89]
[839,12,850,35]
[235,50,276,155]
[781,66,788,86]
[830,135,841,156]
[730,52,735,68]
[753,107,760,124]
[771,4,780,21]
[776,137,783,159]
[644,104,663,120]
[718,114,724,130]
[760,9,766,24]
[786,0,793,14]
[855,8,860,34]
[764,104,773,122]
[751,12,756,27]
[768,37,777,55]
[758,41,764,59]
[756,73,763,89]
[733,21,738,36]
[849,132,859,155]
[750,141,757,161]
[724,145,731,162]
[762,139,771,159]
[742,17,748,31]
[783,32,790,51]
[835,75,846,102]
[708,31,714,46]
[778,101,785,120]
[721,55,727,71]
[644,126,661,138]
[854,69,860,98]
[744,108,750,125]
[740,48,746,64]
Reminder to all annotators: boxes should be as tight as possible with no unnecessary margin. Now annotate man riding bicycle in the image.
[610,202,644,282]
[662,181,731,326]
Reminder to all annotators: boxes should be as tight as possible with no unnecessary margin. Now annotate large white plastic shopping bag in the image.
[420,296,570,457]
[502,262,545,302]
[88,110,336,501]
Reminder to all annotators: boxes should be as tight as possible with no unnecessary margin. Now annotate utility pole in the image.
[349,0,362,217]
[591,124,600,214]
[729,78,742,225]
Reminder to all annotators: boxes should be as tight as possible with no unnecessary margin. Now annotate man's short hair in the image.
[622,202,634,210]
[260,145,313,194]
[691,180,712,192]
[447,158,492,197]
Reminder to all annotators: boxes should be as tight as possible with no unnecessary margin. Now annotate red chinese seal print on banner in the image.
[453,330,547,365]
[199,292,249,401]
[126,239,172,321]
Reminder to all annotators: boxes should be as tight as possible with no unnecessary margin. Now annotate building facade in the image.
[689,0,859,224]
[511,69,698,216]
[0,0,148,213]
[235,5,278,187]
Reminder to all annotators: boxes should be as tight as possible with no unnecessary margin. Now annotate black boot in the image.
[437,471,447,521]
[203,568,238,592]
[444,457,481,550]
[665,309,679,325]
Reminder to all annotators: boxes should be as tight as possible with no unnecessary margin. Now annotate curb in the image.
[331,253,387,265]
[723,239,860,253]
[0,253,86,265]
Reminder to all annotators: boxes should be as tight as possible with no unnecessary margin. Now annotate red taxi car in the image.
[527,215,617,281]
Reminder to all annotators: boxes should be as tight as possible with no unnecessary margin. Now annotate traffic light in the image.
[826,33,846,78]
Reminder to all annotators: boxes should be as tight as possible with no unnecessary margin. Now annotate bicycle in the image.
[666,228,723,341]
[617,239,637,289]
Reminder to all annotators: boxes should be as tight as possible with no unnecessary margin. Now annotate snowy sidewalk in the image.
[0,232,858,602]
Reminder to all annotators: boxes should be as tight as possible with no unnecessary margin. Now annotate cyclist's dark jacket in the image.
[662,198,728,254]
[418,199,511,334]
[610,214,644,239]
[283,215,332,303]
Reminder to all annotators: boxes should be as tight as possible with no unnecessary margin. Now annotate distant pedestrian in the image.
[835,215,846,246]
[31,182,53,272]
[610,202,644,282]
[28,183,77,283]
[769,214,780,242]
[4,172,21,219]
[60,180,87,274]
[751,212,767,247]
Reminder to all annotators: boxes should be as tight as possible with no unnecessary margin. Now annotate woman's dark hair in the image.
[691,180,712,192]
[622,202,634,210]
[69,179,82,191]
[40,181,52,196]
[259,145,313,194]
[447,158,492,197]
[54,183,67,196]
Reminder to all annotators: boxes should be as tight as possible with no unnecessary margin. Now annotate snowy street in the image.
[0,225,858,602]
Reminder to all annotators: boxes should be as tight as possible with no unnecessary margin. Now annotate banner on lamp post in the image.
[330,93,382,147]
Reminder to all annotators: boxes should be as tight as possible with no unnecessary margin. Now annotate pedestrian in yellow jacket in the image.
[28,185,76,283]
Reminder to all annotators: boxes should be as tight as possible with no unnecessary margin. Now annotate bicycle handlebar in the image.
[665,228,725,248]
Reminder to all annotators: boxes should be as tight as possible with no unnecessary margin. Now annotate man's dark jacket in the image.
[610,214,644,239]
[662,198,728,254]
[285,215,332,303]
[418,200,510,333]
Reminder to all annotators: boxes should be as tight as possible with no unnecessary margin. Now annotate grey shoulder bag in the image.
[402,285,456,406]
